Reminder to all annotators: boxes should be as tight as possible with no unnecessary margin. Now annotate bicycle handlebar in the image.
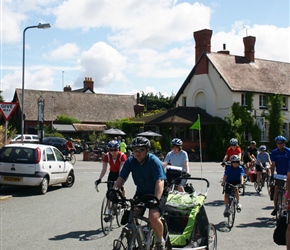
[95,180,114,192]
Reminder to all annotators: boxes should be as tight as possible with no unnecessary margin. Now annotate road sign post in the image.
[0,102,18,144]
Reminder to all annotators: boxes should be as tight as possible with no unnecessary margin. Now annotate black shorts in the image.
[107,172,124,191]
[224,181,241,195]
[134,192,168,216]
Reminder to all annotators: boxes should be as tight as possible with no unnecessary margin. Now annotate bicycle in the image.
[63,150,76,165]
[253,163,271,194]
[223,182,243,229]
[110,190,171,250]
[273,174,287,222]
[96,181,125,235]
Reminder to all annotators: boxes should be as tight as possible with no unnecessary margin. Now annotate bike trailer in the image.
[164,193,211,249]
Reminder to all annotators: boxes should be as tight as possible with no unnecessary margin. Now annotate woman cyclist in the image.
[95,140,127,220]
[222,138,242,163]
[163,138,189,192]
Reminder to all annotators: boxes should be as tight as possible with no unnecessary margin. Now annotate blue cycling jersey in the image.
[224,165,244,183]
[270,147,290,175]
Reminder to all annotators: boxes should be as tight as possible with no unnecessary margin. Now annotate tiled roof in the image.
[13,89,136,123]
[207,53,290,95]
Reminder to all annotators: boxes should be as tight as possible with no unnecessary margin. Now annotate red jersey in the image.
[226,146,242,159]
[103,152,127,173]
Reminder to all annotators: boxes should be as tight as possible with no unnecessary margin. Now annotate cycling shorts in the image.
[107,171,124,191]
[224,181,241,195]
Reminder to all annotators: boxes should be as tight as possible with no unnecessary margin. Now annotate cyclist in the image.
[163,138,189,192]
[119,139,127,153]
[222,155,244,217]
[111,136,168,250]
[65,138,76,158]
[255,145,272,192]
[286,168,290,249]
[95,140,127,220]
[222,138,242,164]
[243,141,258,176]
[270,135,290,216]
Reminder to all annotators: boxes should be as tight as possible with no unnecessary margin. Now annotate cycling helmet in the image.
[68,138,73,141]
[275,135,286,142]
[230,155,240,162]
[250,141,256,145]
[171,138,183,146]
[108,140,119,148]
[131,136,150,148]
[259,145,266,151]
[229,138,238,146]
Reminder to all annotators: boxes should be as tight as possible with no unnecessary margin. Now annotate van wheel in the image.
[38,177,48,194]
[62,171,75,187]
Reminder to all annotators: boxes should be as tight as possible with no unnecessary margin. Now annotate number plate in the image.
[3,176,22,182]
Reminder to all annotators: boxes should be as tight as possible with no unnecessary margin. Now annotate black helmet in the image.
[131,136,150,148]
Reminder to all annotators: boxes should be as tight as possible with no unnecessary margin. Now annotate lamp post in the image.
[21,23,51,143]
[38,96,45,144]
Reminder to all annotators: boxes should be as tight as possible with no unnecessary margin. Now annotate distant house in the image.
[11,77,140,137]
[173,28,290,142]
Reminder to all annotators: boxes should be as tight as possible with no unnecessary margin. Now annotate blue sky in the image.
[1,0,289,101]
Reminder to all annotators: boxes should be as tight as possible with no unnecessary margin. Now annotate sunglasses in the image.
[109,148,118,152]
[276,142,284,145]
[132,148,146,153]
[232,161,239,164]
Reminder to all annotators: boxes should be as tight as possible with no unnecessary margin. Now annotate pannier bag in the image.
[164,193,206,247]
[166,166,183,185]
[248,169,257,182]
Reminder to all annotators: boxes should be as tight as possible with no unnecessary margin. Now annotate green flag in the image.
[190,115,200,130]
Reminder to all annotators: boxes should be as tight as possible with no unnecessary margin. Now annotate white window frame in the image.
[241,94,247,107]
[259,95,267,109]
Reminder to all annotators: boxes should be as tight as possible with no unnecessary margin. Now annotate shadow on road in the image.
[236,216,276,229]
[205,200,224,207]
[0,185,63,197]
[49,228,108,241]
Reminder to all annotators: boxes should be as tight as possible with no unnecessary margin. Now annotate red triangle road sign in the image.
[0,102,18,121]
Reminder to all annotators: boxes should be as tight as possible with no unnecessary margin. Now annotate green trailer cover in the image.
[165,193,205,247]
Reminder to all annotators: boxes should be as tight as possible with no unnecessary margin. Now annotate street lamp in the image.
[21,23,51,143]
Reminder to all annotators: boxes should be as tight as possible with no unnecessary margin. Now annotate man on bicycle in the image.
[270,135,290,216]
[163,138,189,192]
[286,165,290,249]
[255,145,271,192]
[112,136,168,250]
[65,138,75,157]
[222,155,244,217]
[95,140,127,220]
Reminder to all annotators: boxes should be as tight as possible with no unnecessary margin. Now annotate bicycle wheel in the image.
[101,197,113,235]
[227,198,236,229]
[162,218,172,250]
[113,230,129,250]
[70,153,76,165]
[276,191,285,222]
[114,203,125,227]
[207,223,217,250]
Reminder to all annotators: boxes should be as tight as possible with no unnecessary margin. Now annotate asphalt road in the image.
[0,154,285,250]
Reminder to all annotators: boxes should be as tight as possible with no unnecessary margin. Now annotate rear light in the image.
[35,147,41,163]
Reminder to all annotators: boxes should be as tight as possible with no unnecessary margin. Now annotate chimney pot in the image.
[243,36,256,62]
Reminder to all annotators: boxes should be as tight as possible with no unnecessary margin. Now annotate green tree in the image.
[139,91,175,111]
[265,94,284,150]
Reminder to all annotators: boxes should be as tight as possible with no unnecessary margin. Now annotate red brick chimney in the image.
[217,43,230,55]
[83,77,94,90]
[243,36,256,62]
[193,29,212,75]
[63,85,72,92]
[134,93,145,116]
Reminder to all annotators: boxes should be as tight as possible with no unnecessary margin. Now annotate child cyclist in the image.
[222,155,244,217]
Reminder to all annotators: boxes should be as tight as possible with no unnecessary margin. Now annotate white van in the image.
[11,134,39,143]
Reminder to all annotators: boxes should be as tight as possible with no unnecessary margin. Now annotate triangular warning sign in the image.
[0,102,18,121]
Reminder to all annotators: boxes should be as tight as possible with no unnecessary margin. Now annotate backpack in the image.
[273,215,287,245]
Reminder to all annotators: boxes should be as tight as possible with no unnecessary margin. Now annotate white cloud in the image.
[43,43,80,61]
[75,42,127,89]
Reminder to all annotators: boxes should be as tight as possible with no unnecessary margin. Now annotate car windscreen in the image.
[0,147,36,164]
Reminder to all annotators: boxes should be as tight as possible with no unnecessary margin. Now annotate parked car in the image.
[11,134,39,143]
[0,143,75,194]
[42,137,83,154]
